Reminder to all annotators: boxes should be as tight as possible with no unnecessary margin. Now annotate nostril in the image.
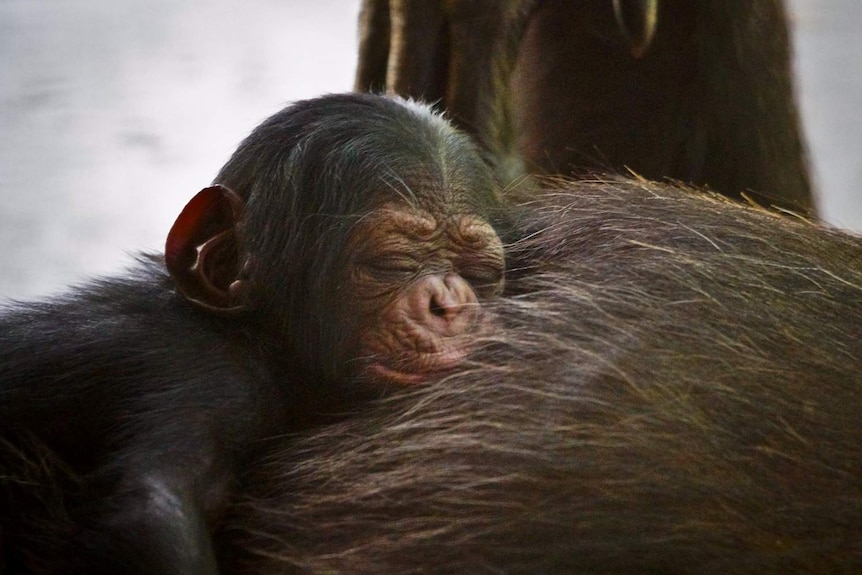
[429,297,447,317]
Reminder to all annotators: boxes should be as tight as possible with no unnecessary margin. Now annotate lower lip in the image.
[367,363,427,385]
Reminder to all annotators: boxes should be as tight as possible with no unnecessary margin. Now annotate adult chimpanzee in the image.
[0,93,508,574]
[356,0,814,213]
[220,176,862,574]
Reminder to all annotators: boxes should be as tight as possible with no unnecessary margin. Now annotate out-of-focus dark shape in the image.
[613,0,659,58]
[356,0,814,214]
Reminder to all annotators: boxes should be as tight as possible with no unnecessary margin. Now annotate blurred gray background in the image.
[0,0,859,299]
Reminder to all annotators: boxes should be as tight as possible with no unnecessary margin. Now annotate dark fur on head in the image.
[214,93,509,381]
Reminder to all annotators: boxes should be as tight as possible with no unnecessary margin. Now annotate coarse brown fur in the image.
[219,177,861,574]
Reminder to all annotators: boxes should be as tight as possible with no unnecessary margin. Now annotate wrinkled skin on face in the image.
[343,203,505,384]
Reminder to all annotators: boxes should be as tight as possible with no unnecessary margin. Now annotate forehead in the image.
[348,203,498,247]
[364,147,497,219]
[361,101,495,214]
[277,95,498,221]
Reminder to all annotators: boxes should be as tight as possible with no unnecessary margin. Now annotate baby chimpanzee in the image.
[0,93,508,574]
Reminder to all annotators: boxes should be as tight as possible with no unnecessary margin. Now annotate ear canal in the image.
[165,185,249,314]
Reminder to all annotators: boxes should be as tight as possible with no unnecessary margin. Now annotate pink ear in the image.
[165,185,248,313]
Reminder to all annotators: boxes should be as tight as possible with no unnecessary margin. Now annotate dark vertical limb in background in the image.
[355,0,391,93]
[513,0,812,211]
[692,0,811,209]
[355,0,539,182]
[356,0,814,214]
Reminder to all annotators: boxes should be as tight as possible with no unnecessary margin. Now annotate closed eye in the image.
[461,266,504,296]
[364,256,419,276]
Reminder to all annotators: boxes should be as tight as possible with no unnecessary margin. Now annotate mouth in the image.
[364,349,468,386]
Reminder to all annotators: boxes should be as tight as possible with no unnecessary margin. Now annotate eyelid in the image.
[460,262,505,286]
[363,254,419,274]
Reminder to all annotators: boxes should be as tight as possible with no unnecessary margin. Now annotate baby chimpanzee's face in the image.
[340,201,504,385]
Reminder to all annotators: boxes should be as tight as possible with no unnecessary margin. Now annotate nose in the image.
[413,274,479,336]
